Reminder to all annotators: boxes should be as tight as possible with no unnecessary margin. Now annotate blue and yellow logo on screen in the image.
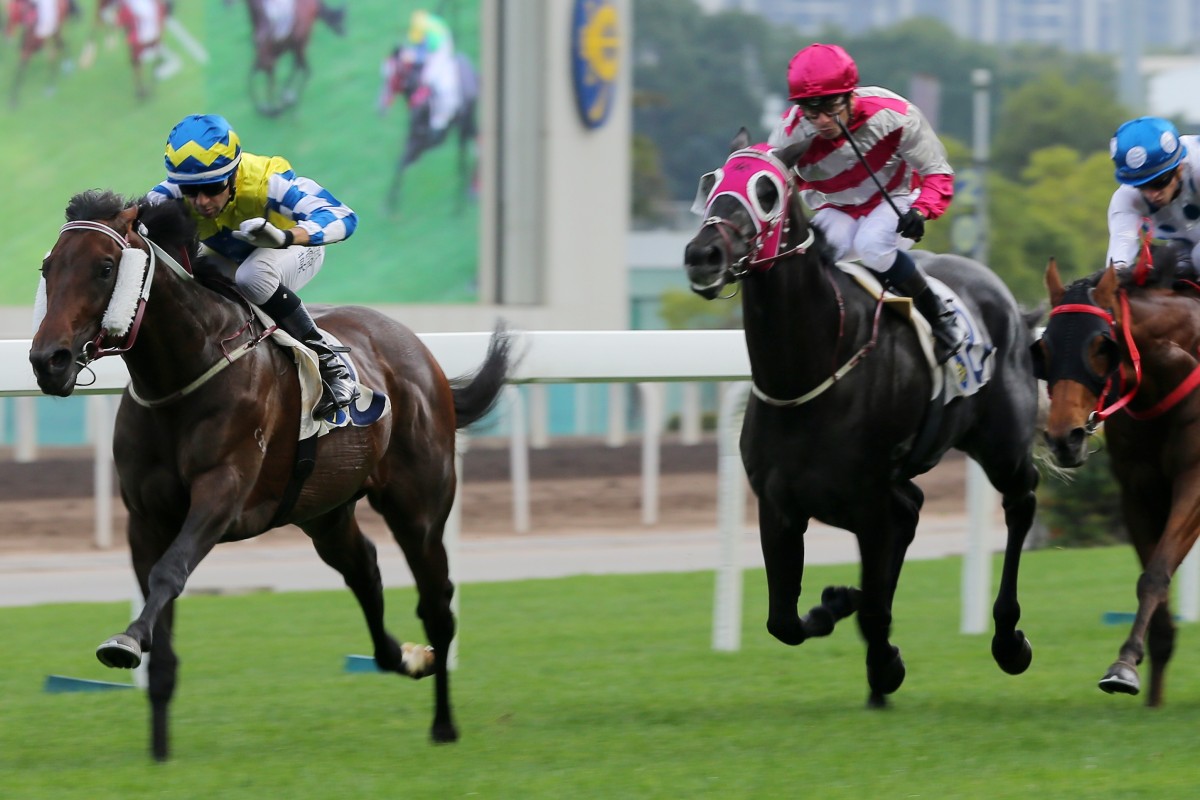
[571,0,619,130]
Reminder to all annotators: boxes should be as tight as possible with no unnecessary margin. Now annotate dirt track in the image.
[0,439,970,554]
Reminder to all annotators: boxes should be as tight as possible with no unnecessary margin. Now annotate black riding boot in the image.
[895,270,963,365]
[261,287,359,418]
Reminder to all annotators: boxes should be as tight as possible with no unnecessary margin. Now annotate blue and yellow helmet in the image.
[164,114,242,185]
[1111,116,1186,186]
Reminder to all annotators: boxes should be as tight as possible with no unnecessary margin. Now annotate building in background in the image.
[698,0,1195,55]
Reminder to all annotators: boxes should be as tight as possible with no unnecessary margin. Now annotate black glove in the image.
[896,208,925,242]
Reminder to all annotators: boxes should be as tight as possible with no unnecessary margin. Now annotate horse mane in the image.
[63,188,206,286]
[136,197,199,264]
[64,188,130,223]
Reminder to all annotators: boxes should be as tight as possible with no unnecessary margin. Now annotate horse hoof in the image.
[820,585,861,620]
[401,643,436,679]
[96,634,142,669]
[1098,662,1140,695]
[992,630,1033,675]
[866,691,890,710]
[868,646,906,696]
[431,722,459,744]
[802,605,835,638]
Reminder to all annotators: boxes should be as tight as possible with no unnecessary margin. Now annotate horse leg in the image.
[127,514,181,761]
[388,137,424,211]
[10,55,29,108]
[1145,601,1176,707]
[96,481,234,669]
[855,489,916,708]
[758,502,831,643]
[303,506,433,680]
[987,459,1039,675]
[368,490,458,744]
[1097,468,1172,697]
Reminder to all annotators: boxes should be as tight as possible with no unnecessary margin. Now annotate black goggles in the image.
[795,94,848,119]
[180,180,230,198]
[1139,169,1177,191]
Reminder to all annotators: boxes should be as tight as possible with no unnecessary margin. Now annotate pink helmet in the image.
[787,43,858,100]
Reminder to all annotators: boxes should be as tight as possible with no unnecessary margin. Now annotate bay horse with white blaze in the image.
[1035,258,1200,705]
[29,190,512,760]
[683,132,1042,707]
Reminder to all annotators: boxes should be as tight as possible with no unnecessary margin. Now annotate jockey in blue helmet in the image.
[148,113,360,419]
[1107,116,1200,283]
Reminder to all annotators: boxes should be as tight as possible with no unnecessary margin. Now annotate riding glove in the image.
[232,218,295,249]
[896,209,925,242]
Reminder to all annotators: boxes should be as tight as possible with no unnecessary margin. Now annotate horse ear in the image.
[731,127,751,152]
[116,205,139,237]
[1096,261,1118,303]
[1045,257,1065,306]
[774,142,806,169]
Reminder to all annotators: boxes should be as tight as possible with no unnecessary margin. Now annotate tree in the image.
[633,0,774,201]
[990,71,1129,178]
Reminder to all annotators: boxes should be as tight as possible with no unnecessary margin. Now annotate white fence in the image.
[6,331,1166,650]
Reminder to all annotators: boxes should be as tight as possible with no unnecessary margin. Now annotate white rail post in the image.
[638,383,663,525]
[528,384,550,449]
[505,385,531,533]
[14,395,36,463]
[961,459,994,634]
[1179,546,1200,623]
[91,395,116,550]
[680,382,702,445]
[606,383,626,447]
[713,382,750,652]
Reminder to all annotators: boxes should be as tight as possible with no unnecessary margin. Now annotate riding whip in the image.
[834,116,904,220]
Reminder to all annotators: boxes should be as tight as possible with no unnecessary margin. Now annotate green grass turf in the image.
[2,546,1197,798]
[1,0,480,307]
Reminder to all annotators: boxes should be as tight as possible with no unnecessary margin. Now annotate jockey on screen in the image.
[405,8,461,135]
[1107,116,1200,283]
[768,43,963,364]
[146,113,360,419]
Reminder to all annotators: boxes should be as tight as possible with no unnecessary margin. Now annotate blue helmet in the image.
[1111,117,1186,186]
[163,114,242,185]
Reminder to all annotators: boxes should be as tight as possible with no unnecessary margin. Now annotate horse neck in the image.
[121,258,249,399]
[739,241,853,398]
[1124,291,1200,401]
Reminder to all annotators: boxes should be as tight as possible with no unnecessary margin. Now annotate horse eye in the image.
[1089,336,1118,376]
[99,258,115,279]
[754,175,780,214]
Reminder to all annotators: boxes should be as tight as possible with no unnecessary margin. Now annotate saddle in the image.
[836,262,995,404]
[194,264,389,439]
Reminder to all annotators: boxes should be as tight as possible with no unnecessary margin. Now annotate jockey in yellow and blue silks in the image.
[147,113,360,419]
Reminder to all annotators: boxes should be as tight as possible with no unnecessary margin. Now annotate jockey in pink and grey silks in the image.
[772,88,953,227]
[767,42,963,363]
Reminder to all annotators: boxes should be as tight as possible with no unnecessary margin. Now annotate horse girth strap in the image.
[268,434,318,529]
[125,333,263,408]
[751,284,886,407]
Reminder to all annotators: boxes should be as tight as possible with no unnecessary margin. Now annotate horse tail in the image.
[450,321,514,428]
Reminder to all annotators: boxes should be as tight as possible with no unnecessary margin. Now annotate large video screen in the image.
[1,0,481,306]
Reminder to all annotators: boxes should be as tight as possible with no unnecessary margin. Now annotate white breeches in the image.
[812,192,917,273]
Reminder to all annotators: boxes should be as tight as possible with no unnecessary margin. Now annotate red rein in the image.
[1053,292,1200,422]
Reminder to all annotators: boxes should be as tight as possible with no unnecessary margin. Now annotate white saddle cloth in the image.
[836,262,993,403]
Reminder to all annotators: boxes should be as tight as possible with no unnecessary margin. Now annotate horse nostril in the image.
[1067,427,1087,452]
[705,246,723,267]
